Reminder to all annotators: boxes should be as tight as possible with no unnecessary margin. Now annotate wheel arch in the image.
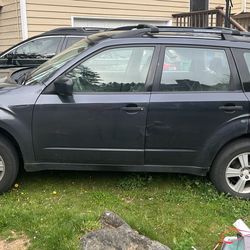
[197,116,249,172]
[209,134,250,172]
[0,127,24,167]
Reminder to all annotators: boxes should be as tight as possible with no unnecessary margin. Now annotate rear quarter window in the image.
[244,52,250,74]
[233,49,250,91]
[65,37,85,49]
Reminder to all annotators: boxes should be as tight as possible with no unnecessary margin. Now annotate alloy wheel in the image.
[225,153,250,194]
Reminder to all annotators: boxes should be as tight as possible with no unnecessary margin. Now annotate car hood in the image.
[0,67,30,82]
[0,67,22,77]
[0,81,20,92]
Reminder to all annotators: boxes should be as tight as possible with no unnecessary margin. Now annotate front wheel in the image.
[210,139,250,199]
[0,136,19,193]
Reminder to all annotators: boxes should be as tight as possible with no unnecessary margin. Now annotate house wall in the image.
[247,0,250,12]
[26,0,190,37]
[210,0,243,14]
[26,0,246,38]
[0,0,247,51]
[0,0,21,51]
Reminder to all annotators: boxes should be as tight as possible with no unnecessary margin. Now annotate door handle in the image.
[219,104,243,112]
[121,106,144,112]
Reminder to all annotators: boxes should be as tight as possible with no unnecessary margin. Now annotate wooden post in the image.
[216,6,224,27]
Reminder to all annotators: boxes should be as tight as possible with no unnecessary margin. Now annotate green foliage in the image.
[117,174,153,190]
[0,171,248,249]
[173,236,196,250]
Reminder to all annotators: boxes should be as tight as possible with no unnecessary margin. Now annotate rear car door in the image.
[33,45,158,166]
[145,45,249,173]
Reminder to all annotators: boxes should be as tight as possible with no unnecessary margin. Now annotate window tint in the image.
[65,37,84,49]
[160,47,231,92]
[65,47,154,92]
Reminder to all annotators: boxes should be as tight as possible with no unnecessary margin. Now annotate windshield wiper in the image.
[17,71,30,85]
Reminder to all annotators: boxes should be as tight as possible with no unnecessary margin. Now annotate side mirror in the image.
[54,76,73,96]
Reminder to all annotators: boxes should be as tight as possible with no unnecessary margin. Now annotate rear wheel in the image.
[0,136,19,193]
[210,139,250,199]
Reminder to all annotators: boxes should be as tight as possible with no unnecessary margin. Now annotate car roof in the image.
[42,27,108,36]
[87,24,250,50]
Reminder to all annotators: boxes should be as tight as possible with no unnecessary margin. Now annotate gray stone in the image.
[80,211,171,250]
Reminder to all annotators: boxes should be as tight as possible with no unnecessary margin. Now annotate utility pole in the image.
[225,0,233,28]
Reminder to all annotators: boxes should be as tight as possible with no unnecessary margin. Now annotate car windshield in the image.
[24,31,123,85]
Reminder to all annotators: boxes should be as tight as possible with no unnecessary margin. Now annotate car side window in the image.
[65,37,84,49]
[232,49,250,92]
[65,47,154,92]
[0,37,62,67]
[160,47,231,92]
[244,52,250,71]
[243,52,250,90]
[15,37,61,58]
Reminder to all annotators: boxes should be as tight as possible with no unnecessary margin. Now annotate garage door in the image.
[72,17,171,28]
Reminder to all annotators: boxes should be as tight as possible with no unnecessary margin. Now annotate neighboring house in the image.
[0,0,249,51]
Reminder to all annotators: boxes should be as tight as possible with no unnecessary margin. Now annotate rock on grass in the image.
[81,211,171,250]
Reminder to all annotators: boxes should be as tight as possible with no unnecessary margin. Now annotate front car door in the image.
[146,45,249,174]
[33,45,157,166]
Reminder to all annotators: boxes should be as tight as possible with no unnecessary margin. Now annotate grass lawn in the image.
[0,171,249,250]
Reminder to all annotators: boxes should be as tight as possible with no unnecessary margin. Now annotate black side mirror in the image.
[54,76,73,96]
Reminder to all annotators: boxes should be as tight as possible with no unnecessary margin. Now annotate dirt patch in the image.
[0,233,30,250]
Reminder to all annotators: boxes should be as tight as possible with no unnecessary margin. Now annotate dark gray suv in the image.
[0,25,250,198]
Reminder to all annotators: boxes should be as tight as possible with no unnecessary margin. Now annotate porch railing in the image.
[233,12,250,31]
[172,7,247,32]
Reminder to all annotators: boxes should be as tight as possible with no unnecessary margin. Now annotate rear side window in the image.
[65,37,84,49]
[243,52,250,91]
[244,52,250,71]
[160,47,231,92]
[233,49,250,91]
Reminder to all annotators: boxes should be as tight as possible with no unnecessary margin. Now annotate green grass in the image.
[0,171,249,250]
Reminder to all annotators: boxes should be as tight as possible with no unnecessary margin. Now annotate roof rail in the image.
[112,24,159,32]
[111,24,250,41]
[82,27,109,32]
[111,24,159,38]
[43,26,108,36]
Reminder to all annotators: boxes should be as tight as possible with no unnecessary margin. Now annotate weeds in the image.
[117,174,153,190]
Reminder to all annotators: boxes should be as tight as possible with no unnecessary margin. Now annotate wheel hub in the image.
[241,169,250,179]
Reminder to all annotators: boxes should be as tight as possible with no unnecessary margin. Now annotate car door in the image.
[145,45,249,171]
[33,45,157,166]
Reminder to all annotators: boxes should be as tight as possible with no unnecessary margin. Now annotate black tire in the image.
[0,136,19,193]
[210,138,250,199]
